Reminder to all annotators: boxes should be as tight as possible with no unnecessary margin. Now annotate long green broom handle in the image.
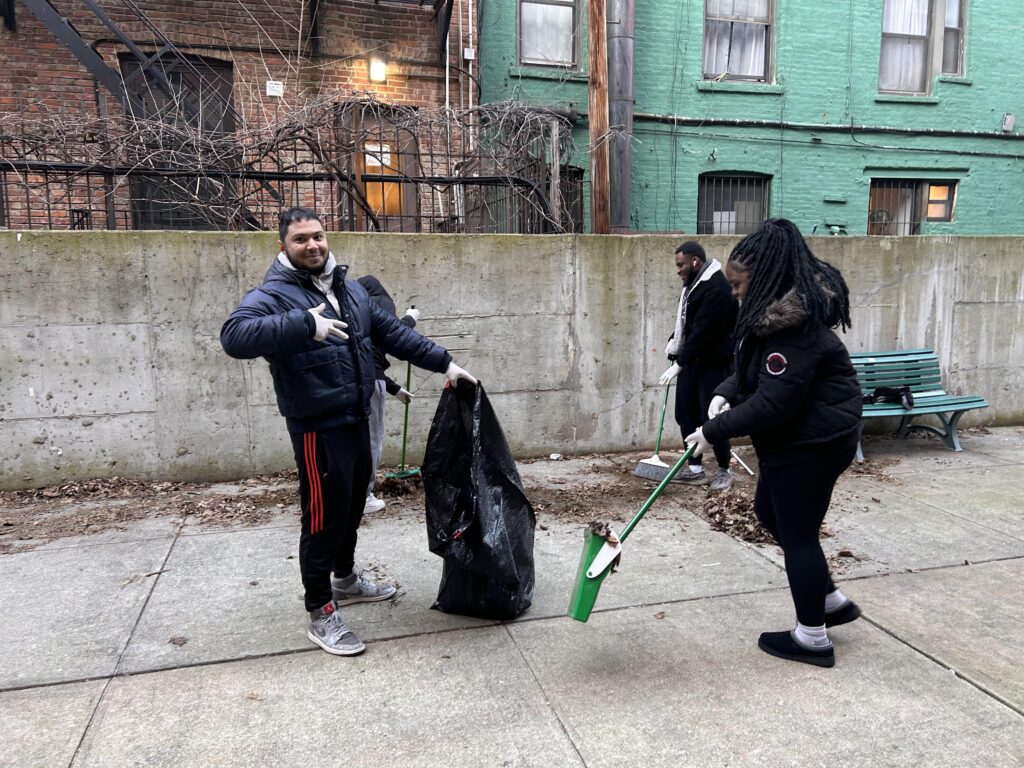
[399,360,412,471]
[653,384,671,455]
[619,443,697,543]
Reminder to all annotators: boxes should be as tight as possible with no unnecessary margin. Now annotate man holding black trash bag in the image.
[221,207,476,657]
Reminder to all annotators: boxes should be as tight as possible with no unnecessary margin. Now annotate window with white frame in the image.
[879,0,967,93]
[703,0,772,82]
[697,173,770,235]
[519,0,576,67]
[867,179,956,235]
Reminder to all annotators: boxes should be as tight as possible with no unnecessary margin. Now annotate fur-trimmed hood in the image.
[751,276,840,336]
[752,288,807,336]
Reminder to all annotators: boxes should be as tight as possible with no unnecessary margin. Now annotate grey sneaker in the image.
[332,570,397,606]
[307,602,365,656]
[672,467,708,485]
[709,467,735,492]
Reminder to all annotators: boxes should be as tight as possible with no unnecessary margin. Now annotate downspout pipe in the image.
[607,0,634,234]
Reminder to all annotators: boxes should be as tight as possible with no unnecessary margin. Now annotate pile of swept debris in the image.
[0,473,298,554]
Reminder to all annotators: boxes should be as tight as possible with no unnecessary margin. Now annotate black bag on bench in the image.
[862,386,915,409]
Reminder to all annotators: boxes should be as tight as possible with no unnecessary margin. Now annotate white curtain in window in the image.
[706,0,768,20]
[882,0,929,35]
[729,22,766,78]
[520,3,574,65]
[879,37,927,91]
[945,0,960,26]
[703,19,731,76]
[733,0,769,20]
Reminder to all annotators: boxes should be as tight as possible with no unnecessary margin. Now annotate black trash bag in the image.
[863,385,915,409]
[423,380,536,619]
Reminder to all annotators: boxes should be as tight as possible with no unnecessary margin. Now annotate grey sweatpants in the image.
[367,379,386,496]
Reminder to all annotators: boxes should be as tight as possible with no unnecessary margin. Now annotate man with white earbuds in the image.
[221,207,476,657]
[660,240,738,490]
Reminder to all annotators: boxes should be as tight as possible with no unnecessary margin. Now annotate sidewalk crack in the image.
[503,624,590,768]
[862,615,1024,720]
[66,521,185,767]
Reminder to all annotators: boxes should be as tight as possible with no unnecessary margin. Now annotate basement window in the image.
[519,0,577,67]
[697,173,770,235]
[867,178,957,235]
[703,0,773,82]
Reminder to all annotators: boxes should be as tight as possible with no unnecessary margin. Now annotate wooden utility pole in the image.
[587,0,610,234]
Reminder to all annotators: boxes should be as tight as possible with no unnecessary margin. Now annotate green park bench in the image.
[849,349,989,460]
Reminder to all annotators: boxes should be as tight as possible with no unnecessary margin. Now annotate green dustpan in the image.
[385,361,421,480]
[568,443,698,622]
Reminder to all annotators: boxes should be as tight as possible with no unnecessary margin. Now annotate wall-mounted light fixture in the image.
[369,57,387,84]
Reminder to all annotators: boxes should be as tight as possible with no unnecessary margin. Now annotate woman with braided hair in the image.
[687,218,863,668]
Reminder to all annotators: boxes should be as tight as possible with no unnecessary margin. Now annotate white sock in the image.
[794,622,831,648]
[333,571,356,586]
[825,589,849,613]
[688,465,703,474]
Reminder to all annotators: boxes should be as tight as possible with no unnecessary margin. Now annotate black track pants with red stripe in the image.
[290,421,372,612]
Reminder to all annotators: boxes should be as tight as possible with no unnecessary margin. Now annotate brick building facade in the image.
[481,0,1024,235]
[0,0,502,232]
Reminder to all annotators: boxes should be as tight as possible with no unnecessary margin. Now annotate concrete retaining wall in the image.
[2,232,1021,490]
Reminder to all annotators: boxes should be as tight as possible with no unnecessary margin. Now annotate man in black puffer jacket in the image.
[221,208,477,658]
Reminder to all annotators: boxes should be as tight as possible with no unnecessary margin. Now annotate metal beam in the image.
[19,0,145,115]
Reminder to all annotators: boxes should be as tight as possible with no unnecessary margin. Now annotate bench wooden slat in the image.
[853,360,942,373]
[863,397,989,417]
[859,376,945,390]
[850,349,937,364]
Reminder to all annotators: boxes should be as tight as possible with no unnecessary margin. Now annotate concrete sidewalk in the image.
[2,428,1023,767]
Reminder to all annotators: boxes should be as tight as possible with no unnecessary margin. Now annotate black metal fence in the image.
[0,99,583,235]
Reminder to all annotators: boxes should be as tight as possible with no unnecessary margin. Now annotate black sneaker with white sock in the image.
[825,599,862,628]
[757,630,835,668]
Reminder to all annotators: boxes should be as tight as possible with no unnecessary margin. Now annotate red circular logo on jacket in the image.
[766,352,788,376]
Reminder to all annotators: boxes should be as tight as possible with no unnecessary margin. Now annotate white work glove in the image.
[308,303,348,342]
[708,395,731,419]
[394,387,414,405]
[685,426,711,458]
[659,363,682,386]
[445,361,478,386]
[404,307,421,322]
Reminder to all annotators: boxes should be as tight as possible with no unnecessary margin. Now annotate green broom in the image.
[569,442,698,622]
[384,360,420,480]
[632,384,672,481]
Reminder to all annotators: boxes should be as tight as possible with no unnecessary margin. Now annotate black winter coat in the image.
[667,264,738,366]
[701,288,862,465]
[221,259,451,433]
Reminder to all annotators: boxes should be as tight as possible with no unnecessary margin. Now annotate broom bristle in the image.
[632,457,671,481]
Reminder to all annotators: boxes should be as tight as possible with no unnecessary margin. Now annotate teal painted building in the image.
[479,0,1024,234]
